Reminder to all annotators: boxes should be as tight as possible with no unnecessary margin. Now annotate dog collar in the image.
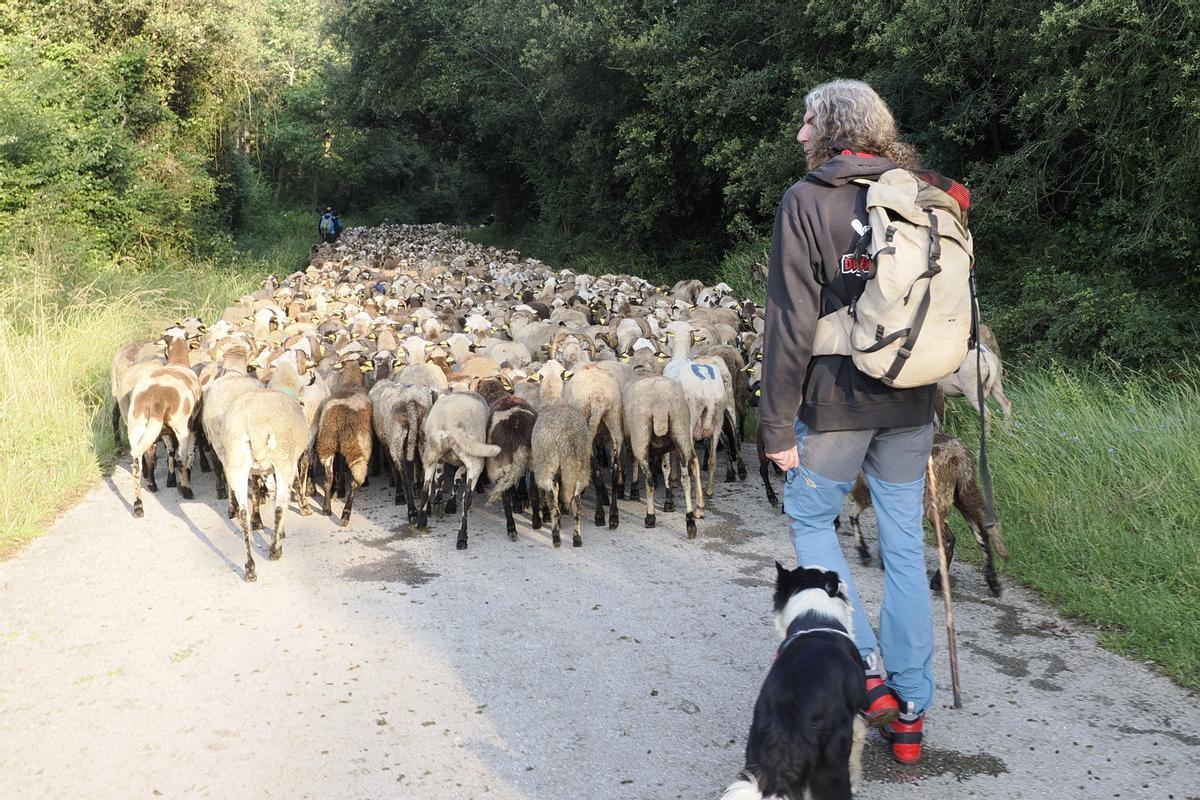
[776,626,854,660]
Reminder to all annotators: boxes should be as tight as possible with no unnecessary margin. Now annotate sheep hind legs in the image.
[527,473,542,530]
[680,452,697,539]
[928,518,958,594]
[455,474,475,550]
[590,442,610,529]
[502,489,518,541]
[662,455,676,513]
[339,475,363,528]
[143,447,159,493]
[130,454,144,518]
[722,417,739,484]
[548,481,563,547]
[642,459,656,529]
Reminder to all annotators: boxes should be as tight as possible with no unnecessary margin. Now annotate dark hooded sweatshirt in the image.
[758,154,937,454]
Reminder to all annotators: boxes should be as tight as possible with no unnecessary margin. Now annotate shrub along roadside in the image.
[0,210,313,555]
[943,367,1200,692]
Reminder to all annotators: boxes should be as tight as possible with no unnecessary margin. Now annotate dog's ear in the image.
[775,561,787,578]
[823,571,842,598]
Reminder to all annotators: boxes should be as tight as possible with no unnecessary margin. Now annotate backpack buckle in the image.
[896,346,912,360]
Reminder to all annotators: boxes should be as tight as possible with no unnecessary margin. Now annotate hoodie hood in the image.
[804,154,897,187]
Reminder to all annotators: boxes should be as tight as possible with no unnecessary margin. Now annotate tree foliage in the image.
[326,0,1199,365]
[2,0,1196,366]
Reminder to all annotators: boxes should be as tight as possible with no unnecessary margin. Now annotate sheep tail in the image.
[651,405,670,438]
[486,449,529,505]
[248,431,275,465]
[445,431,502,459]
[128,415,163,458]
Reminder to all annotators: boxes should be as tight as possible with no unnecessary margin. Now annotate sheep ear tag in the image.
[562,370,573,380]
[360,363,372,372]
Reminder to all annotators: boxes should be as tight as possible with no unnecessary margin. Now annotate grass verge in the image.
[0,209,311,555]
[943,365,1200,691]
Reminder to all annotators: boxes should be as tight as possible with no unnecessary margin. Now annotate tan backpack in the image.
[812,169,974,388]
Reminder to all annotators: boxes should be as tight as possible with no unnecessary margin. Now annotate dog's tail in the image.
[720,771,781,800]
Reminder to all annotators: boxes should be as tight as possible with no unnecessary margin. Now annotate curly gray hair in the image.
[804,79,919,171]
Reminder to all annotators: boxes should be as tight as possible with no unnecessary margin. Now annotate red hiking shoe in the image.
[881,712,924,764]
[864,675,900,728]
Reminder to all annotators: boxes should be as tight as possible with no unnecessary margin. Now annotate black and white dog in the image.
[721,563,868,800]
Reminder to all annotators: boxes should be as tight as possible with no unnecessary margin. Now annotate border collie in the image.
[721,563,868,800]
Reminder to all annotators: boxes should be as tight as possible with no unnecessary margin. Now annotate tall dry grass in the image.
[0,232,278,553]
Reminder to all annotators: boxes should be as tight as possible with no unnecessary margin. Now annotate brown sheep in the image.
[315,353,373,526]
[846,433,1009,596]
[125,334,202,517]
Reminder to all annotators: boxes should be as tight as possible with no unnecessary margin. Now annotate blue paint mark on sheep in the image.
[691,363,716,380]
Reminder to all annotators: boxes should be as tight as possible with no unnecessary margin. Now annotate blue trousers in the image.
[783,418,935,715]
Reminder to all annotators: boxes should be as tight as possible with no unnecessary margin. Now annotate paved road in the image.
[2,448,1197,799]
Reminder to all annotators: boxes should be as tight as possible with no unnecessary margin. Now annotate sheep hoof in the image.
[987,577,1003,597]
[146,482,158,494]
[269,543,283,560]
[663,499,675,513]
[339,512,351,528]
[685,512,696,539]
[179,486,193,500]
[299,504,312,517]
[737,465,747,481]
[456,537,468,551]
[552,533,561,547]
[725,472,736,483]
[166,474,177,489]
[507,528,518,541]
[321,504,332,517]
[244,563,257,582]
[607,515,619,531]
[573,535,582,548]
[594,510,606,527]
[444,500,457,515]
[644,514,656,529]
[216,487,228,500]
[132,503,144,519]
[930,572,953,592]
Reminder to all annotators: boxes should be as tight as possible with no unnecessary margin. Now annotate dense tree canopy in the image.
[3,0,1197,365]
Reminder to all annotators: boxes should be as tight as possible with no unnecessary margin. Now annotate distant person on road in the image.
[318,208,342,243]
[759,79,971,766]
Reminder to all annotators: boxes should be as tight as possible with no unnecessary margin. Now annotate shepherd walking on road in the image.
[759,78,974,765]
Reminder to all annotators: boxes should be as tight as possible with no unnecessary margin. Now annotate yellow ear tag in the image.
[360,364,372,372]
[446,356,456,364]
[563,370,573,380]
[754,389,761,396]
[334,362,344,370]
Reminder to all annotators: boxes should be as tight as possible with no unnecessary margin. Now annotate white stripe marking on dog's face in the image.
[775,588,855,640]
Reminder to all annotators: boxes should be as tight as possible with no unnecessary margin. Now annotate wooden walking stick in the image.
[926,456,963,709]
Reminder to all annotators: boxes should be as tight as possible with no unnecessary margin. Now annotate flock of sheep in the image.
[110,223,1009,589]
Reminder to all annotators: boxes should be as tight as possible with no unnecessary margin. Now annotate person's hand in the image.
[766,446,799,472]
